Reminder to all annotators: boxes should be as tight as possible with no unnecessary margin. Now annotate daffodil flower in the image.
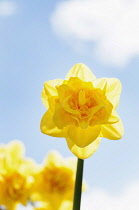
[0,141,37,210]
[41,63,124,159]
[30,151,83,209]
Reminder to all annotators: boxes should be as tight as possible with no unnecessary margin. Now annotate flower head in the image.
[0,141,37,210]
[41,63,124,159]
[30,151,80,209]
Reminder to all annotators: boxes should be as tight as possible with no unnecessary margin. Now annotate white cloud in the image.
[0,1,17,16]
[51,0,139,66]
[81,180,139,210]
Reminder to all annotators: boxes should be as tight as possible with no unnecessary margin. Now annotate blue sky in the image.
[0,0,139,209]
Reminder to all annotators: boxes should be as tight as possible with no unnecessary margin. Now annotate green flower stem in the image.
[73,158,84,210]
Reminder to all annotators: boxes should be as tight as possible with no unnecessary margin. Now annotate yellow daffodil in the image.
[40,63,124,159]
[0,141,37,210]
[30,151,82,209]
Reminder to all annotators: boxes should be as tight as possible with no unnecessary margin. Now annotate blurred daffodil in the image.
[0,141,37,210]
[41,63,124,159]
[30,151,84,209]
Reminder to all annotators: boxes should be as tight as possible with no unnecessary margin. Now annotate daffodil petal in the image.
[67,125,101,147]
[93,78,122,108]
[1,141,25,170]
[47,96,57,112]
[105,79,122,108]
[93,78,107,90]
[66,77,94,91]
[56,84,72,103]
[8,140,25,159]
[42,88,49,108]
[44,79,63,97]
[45,151,63,167]
[53,107,75,129]
[42,79,63,108]
[100,119,124,140]
[40,110,66,137]
[107,109,120,124]
[62,96,79,115]
[66,137,101,159]
[65,63,96,82]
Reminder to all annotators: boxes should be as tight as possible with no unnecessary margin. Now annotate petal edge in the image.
[65,63,96,82]
[100,119,124,140]
[40,110,66,137]
[66,137,101,159]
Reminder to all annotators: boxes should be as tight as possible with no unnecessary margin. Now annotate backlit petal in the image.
[40,110,66,137]
[42,88,49,108]
[93,78,122,108]
[100,119,124,140]
[65,63,96,82]
[93,78,107,91]
[107,109,120,124]
[67,125,101,147]
[43,79,63,97]
[66,137,101,159]
[105,79,122,108]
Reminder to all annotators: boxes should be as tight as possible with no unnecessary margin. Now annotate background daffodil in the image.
[30,151,83,209]
[0,141,37,210]
[40,63,124,159]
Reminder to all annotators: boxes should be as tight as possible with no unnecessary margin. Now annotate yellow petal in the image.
[56,84,72,103]
[66,137,101,159]
[93,78,122,108]
[45,151,63,167]
[42,88,49,108]
[105,79,122,108]
[40,110,66,137]
[43,79,63,97]
[65,63,96,82]
[78,90,86,106]
[107,109,120,124]
[100,119,124,140]
[8,140,25,160]
[78,105,105,129]
[42,79,63,108]
[66,77,94,91]
[2,141,25,170]
[53,107,75,129]
[92,78,107,91]
[62,96,79,115]
[47,96,57,112]
[67,125,101,147]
